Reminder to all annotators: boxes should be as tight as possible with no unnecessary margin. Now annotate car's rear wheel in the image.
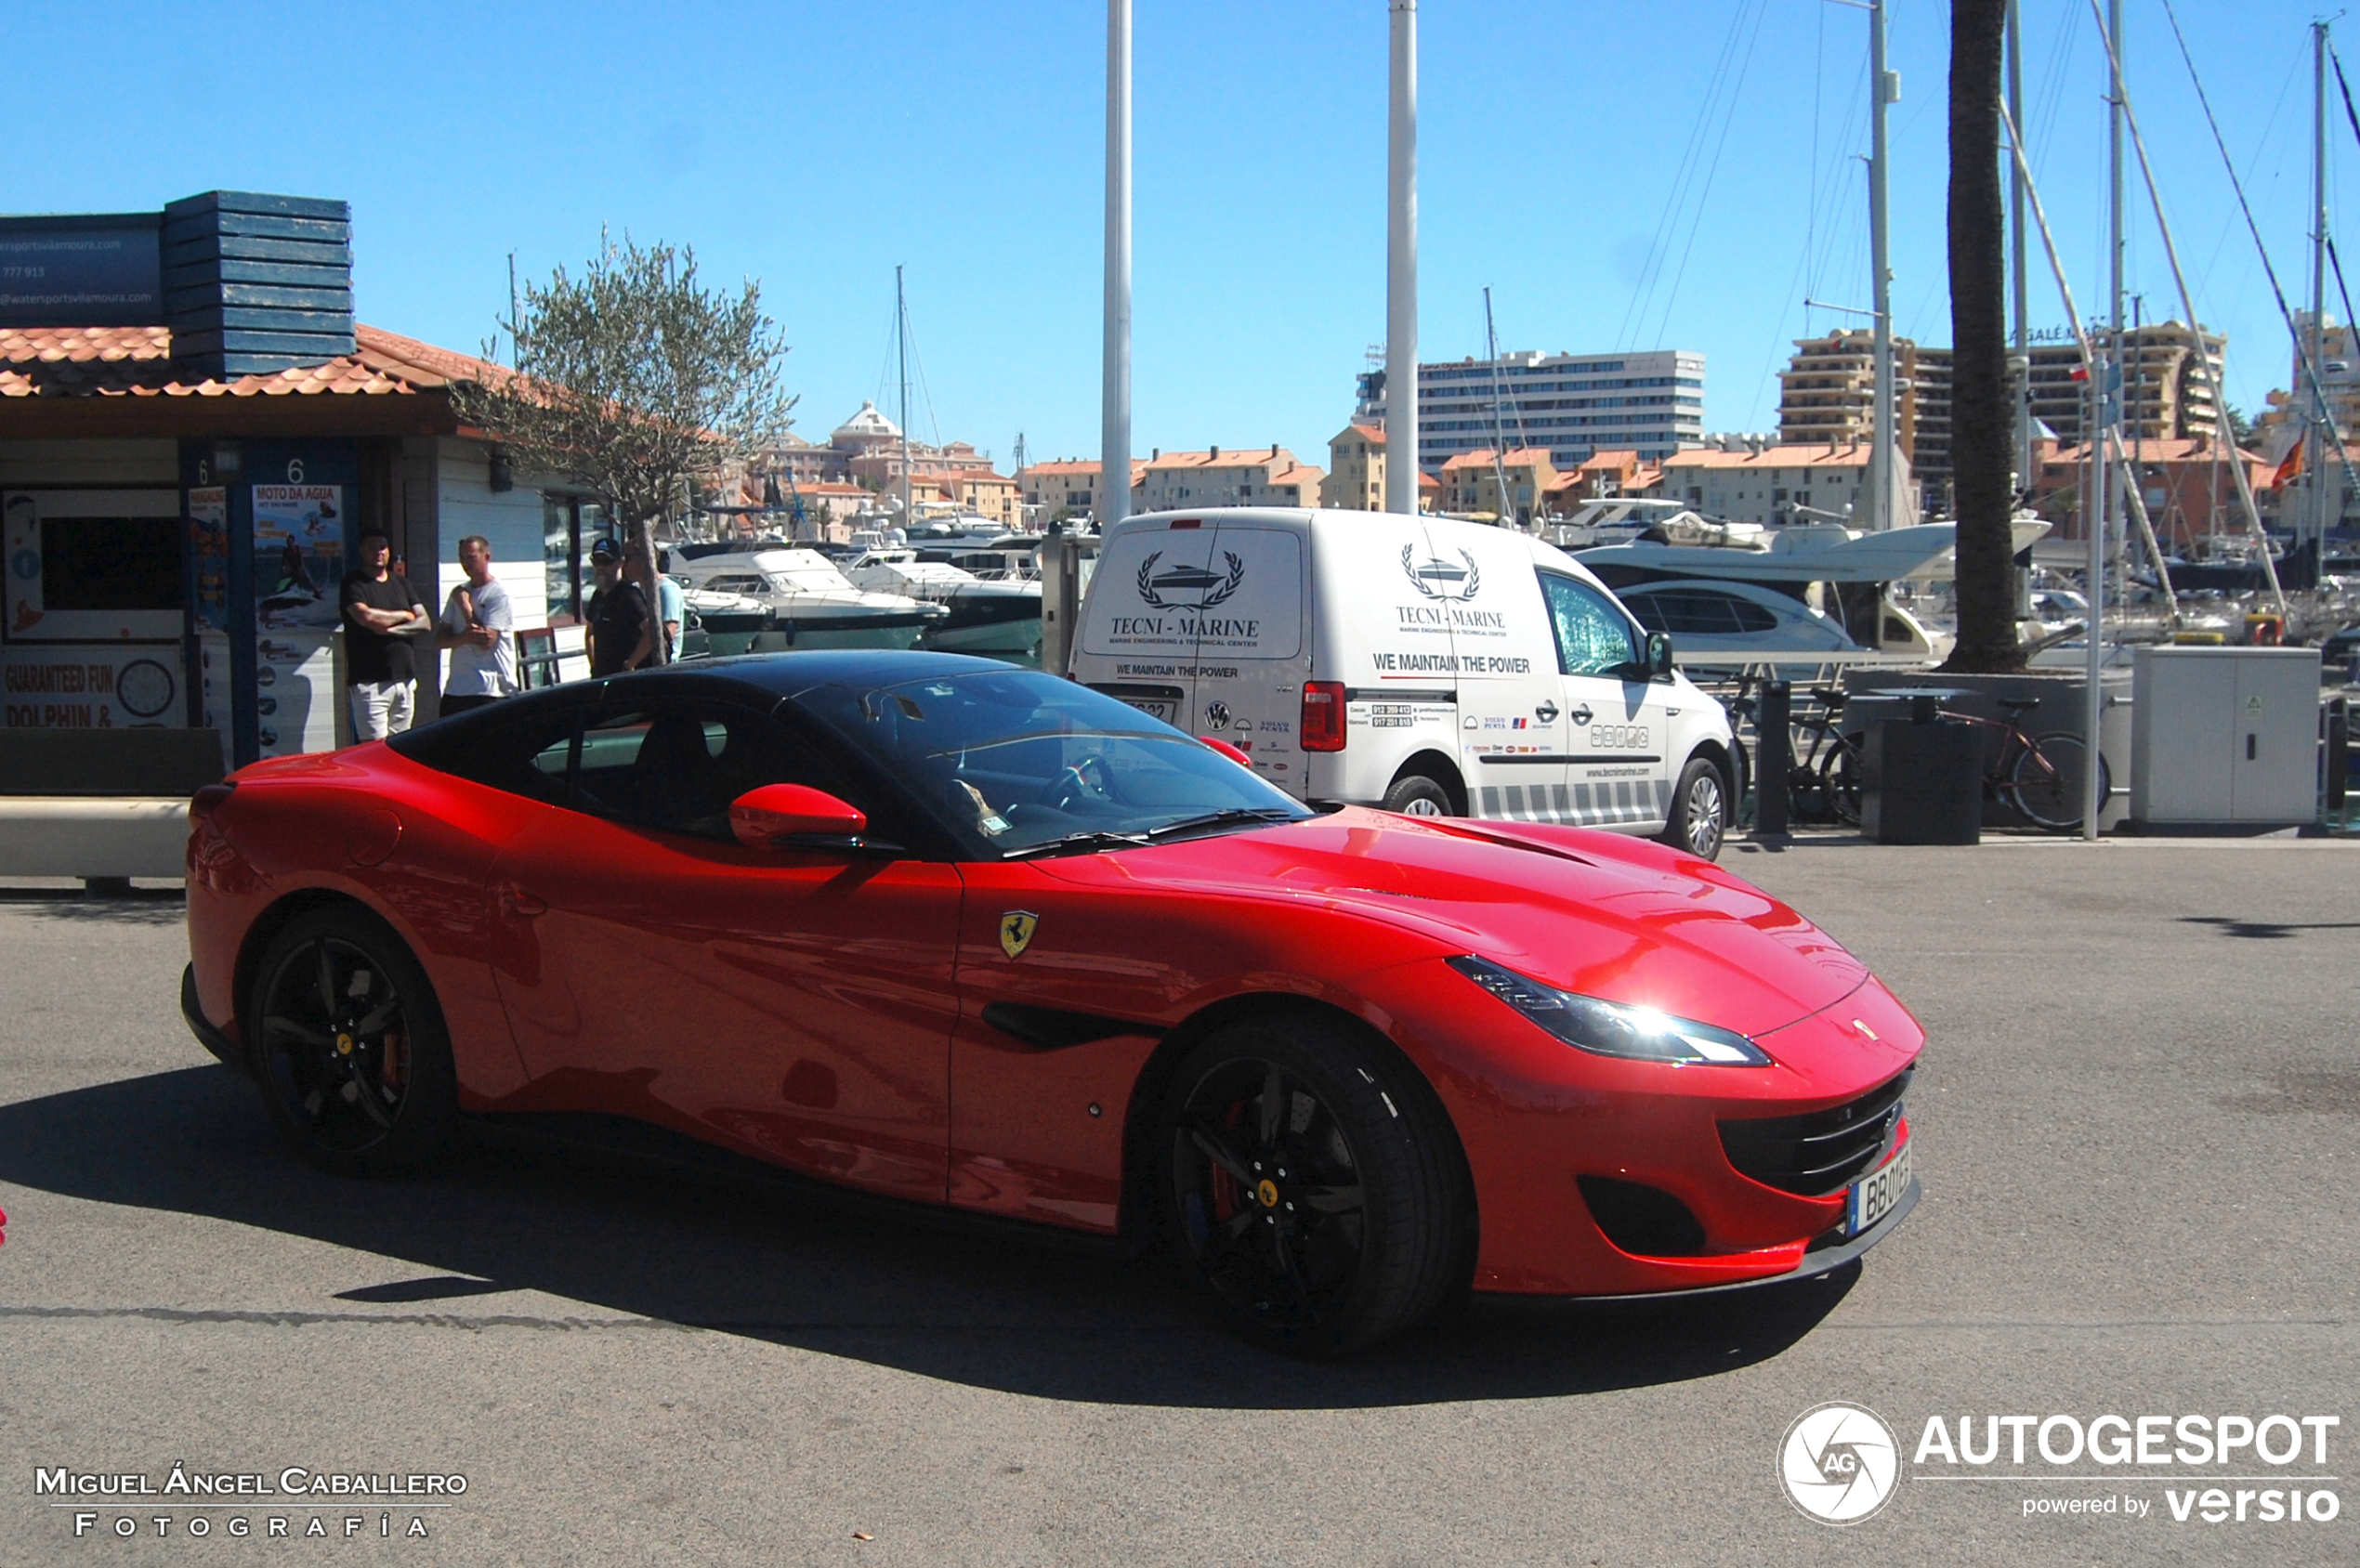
[247,906,456,1175]
[1659,754,1728,860]
[1156,1013,1465,1353]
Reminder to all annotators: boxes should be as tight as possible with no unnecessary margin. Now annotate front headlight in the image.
[1448,955,1773,1066]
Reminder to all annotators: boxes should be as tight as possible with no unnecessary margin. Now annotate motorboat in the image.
[1617,579,1867,657]
[671,542,942,649]
[841,547,1042,663]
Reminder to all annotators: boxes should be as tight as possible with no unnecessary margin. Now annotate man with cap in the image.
[585,538,653,678]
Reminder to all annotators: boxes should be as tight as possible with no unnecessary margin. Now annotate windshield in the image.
[796,668,1312,856]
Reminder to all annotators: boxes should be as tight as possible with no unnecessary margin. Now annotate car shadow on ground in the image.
[0,1065,1856,1409]
[0,888,186,925]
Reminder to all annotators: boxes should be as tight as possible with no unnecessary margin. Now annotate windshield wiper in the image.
[1146,806,1304,842]
[1002,829,1154,859]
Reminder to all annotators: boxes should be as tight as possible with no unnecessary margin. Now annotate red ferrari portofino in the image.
[183,652,1920,1351]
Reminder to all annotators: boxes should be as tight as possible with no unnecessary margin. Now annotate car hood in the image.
[1031,808,1868,1038]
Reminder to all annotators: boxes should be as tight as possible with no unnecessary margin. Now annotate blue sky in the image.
[7,1,2341,470]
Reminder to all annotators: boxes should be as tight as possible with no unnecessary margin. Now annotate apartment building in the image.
[1135,445,1324,513]
[2024,320,2224,446]
[1322,423,1387,509]
[1656,440,1907,529]
[1775,330,1953,509]
[1016,457,1147,524]
[1354,347,1704,473]
[1437,448,1559,524]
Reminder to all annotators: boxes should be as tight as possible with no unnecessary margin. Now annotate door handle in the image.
[1535,701,1560,724]
[499,883,547,918]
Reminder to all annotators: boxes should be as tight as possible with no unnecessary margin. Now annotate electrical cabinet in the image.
[2131,647,2322,824]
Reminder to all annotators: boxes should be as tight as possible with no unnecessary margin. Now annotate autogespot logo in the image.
[1780,1403,1902,1524]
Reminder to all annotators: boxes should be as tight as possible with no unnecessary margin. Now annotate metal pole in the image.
[1385,0,1420,514]
[1868,0,1894,530]
[2085,0,2126,842]
[2312,21,2331,552]
[2008,0,2031,489]
[1102,0,1133,529]
[897,265,912,535]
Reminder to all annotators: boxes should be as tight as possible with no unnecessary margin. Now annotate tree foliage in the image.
[452,238,796,661]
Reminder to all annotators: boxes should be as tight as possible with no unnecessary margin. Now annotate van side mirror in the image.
[730,783,868,848]
[1645,632,1675,678]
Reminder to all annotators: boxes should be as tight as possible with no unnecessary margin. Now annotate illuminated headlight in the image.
[1448,955,1773,1066]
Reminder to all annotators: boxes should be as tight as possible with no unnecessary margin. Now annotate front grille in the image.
[1719,1068,1911,1197]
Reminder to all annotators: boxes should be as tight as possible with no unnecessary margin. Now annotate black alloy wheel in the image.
[248,908,456,1174]
[1158,1015,1465,1353]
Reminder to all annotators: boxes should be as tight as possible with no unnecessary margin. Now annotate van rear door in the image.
[1076,520,1223,730]
[1197,517,1310,793]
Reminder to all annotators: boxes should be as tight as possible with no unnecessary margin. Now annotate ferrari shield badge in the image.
[998,910,1039,960]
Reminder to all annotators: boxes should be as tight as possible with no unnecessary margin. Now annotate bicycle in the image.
[1724,686,1866,828]
[1948,697,2110,834]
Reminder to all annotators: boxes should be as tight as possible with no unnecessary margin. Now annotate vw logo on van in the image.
[1401,545,1482,602]
[1136,550,1246,610]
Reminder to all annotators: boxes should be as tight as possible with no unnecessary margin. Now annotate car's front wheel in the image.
[247,905,457,1175]
[1155,1013,1466,1353]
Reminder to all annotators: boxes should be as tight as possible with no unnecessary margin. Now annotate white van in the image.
[1068,507,1743,858]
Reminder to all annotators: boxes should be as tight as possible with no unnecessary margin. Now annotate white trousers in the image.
[347,680,416,741]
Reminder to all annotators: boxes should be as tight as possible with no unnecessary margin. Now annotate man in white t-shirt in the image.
[435,535,517,715]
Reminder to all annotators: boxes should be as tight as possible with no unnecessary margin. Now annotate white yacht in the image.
[840,547,1042,662]
[671,542,942,650]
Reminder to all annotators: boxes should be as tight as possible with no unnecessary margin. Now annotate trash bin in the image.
[1862,695,1981,844]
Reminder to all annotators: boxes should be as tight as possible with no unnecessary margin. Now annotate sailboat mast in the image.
[1484,287,1514,524]
[897,265,912,534]
[1868,0,1894,530]
[2311,20,2331,552]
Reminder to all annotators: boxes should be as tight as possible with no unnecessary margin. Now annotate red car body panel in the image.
[187,737,1923,1299]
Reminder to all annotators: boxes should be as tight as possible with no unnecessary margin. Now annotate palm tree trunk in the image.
[1942,0,2024,673]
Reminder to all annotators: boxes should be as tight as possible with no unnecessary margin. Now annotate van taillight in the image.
[1301,682,1347,751]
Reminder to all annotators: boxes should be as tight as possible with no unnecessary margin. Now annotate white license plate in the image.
[1846,1141,1911,1236]
[1125,699,1175,724]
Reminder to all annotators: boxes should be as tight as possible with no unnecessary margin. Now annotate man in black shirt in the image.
[585,538,652,678]
[340,528,428,740]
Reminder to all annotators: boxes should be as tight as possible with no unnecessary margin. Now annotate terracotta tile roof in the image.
[1659,442,1878,470]
[1439,450,1497,472]
[0,321,505,401]
[1143,447,1300,472]
[1500,447,1553,467]
[1331,422,1385,446]
[1577,449,1641,471]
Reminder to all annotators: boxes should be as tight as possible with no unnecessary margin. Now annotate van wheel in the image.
[1381,773,1453,817]
[1659,755,1727,860]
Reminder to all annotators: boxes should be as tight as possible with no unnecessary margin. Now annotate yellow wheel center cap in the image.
[335,1033,354,1055]
[1256,1178,1279,1209]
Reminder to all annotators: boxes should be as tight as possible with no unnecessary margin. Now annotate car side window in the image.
[570,700,860,842]
[418,707,581,805]
[1538,572,1641,677]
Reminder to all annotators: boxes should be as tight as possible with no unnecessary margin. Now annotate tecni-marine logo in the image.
[1780,1402,1902,1524]
[1135,551,1245,610]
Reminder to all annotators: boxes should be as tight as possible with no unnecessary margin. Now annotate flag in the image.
[2270,441,2305,492]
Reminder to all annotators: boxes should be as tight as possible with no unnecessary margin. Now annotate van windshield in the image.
[794,668,1312,857]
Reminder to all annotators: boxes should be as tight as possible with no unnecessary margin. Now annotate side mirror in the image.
[1645,631,1675,678]
[730,783,868,848]
[1198,735,1252,768]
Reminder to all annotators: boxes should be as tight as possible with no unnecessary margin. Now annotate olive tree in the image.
[452,238,796,665]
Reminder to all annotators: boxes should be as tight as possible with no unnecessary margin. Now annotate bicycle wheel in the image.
[1817,734,1863,827]
[2008,731,2108,832]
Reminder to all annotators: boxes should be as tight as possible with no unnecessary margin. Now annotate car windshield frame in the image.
[790,668,1313,859]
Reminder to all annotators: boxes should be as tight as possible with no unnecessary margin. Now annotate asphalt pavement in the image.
[0,838,2353,1567]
